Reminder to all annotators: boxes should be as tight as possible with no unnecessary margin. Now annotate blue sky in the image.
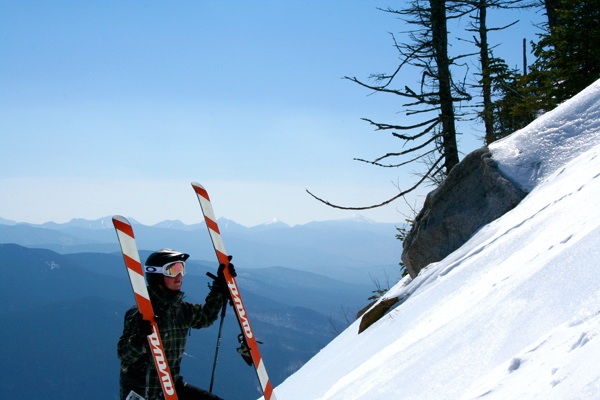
[1,1,543,227]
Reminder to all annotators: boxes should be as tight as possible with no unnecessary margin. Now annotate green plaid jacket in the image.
[118,285,223,400]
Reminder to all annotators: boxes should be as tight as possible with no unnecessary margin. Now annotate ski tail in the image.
[113,216,179,400]
[126,390,146,400]
[191,183,278,400]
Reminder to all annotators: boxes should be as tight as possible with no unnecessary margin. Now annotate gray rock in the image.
[401,147,527,277]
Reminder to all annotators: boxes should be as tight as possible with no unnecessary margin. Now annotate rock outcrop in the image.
[401,147,527,278]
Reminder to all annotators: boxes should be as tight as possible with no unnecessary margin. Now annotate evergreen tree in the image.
[527,0,600,112]
[461,0,533,144]
[489,58,535,140]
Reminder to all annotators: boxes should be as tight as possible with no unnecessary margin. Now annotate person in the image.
[118,248,233,400]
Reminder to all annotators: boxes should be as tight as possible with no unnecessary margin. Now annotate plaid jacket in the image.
[118,285,223,400]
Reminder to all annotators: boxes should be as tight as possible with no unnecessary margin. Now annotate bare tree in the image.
[307,0,471,210]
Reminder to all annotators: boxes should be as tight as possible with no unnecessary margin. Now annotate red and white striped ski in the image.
[191,182,278,400]
[113,215,179,400]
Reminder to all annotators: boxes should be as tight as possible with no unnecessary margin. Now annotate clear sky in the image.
[0,1,543,227]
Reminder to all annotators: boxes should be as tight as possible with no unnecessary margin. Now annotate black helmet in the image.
[146,248,189,268]
[145,248,189,286]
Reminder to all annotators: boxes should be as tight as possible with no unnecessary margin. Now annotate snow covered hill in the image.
[269,80,600,399]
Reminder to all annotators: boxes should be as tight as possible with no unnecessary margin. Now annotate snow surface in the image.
[264,79,600,400]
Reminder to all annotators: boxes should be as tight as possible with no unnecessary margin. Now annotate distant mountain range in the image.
[0,216,404,283]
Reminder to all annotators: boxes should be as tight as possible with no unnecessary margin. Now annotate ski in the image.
[191,182,278,400]
[113,215,179,400]
[125,391,146,400]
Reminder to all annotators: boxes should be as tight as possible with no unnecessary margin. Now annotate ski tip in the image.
[191,182,209,199]
[113,215,128,223]
[113,215,135,238]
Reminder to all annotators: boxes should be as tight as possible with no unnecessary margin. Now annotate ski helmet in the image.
[145,248,189,286]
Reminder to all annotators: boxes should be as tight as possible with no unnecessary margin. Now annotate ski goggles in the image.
[150,261,186,277]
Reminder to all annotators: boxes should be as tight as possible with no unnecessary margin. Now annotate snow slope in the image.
[267,79,600,400]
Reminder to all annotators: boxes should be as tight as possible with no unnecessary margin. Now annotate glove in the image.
[217,255,237,282]
[138,318,153,337]
[130,313,153,348]
[212,255,236,298]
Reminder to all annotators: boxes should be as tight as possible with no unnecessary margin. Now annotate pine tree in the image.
[527,0,600,112]
[489,57,536,140]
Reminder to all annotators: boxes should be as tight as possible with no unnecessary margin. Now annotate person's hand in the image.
[130,313,154,349]
[138,318,153,337]
[213,255,236,298]
[217,255,237,283]
[133,312,153,337]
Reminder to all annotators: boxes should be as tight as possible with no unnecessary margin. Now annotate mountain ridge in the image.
[0,215,404,284]
[0,214,401,229]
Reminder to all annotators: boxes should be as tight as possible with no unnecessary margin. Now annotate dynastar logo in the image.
[148,329,176,395]
[228,280,253,338]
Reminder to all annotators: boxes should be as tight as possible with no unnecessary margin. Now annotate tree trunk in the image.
[477,0,495,144]
[543,0,560,29]
[430,0,460,173]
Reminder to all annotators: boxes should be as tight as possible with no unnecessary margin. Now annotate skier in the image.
[118,248,233,400]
